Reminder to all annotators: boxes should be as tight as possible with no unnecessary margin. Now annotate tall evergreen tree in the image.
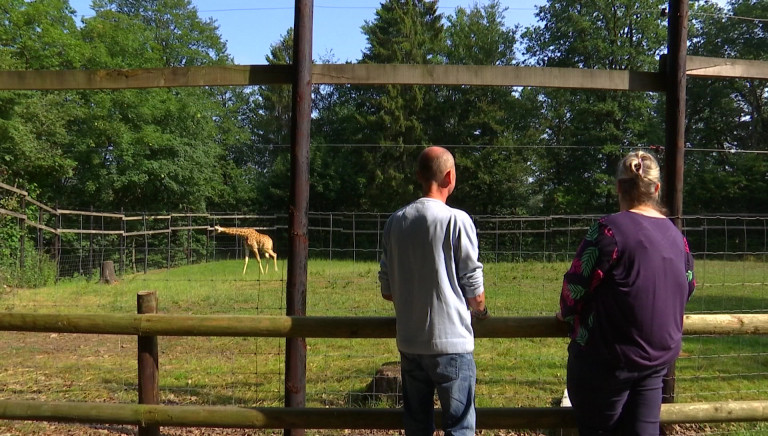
[354,0,445,211]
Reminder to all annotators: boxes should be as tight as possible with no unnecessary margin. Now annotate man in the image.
[379,146,488,436]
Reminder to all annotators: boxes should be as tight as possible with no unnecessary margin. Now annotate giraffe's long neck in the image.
[218,227,254,237]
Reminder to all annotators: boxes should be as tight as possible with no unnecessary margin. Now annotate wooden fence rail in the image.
[1,307,767,431]
[1,399,768,430]
[2,313,767,337]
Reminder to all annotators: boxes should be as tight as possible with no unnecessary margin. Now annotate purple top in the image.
[560,211,695,370]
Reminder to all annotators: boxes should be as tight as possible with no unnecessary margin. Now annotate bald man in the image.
[379,146,488,436]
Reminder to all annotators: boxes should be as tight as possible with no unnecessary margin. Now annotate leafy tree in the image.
[684,0,768,213]
[0,0,86,196]
[90,0,229,66]
[56,0,237,212]
[522,0,668,214]
[437,1,540,215]
[0,0,85,70]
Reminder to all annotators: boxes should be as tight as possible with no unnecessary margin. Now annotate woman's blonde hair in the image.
[617,150,664,212]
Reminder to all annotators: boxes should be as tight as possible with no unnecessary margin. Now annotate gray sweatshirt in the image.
[379,197,484,354]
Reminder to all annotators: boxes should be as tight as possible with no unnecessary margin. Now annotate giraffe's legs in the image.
[242,242,249,275]
[264,249,279,272]
[250,244,265,274]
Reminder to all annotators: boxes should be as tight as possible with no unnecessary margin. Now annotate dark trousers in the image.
[566,342,667,436]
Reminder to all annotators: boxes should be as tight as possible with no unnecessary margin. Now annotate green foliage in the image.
[521,0,668,214]
[0,241,57,288]
[1,0,767,218]
[0,191,56,288]
[684,0,768,214]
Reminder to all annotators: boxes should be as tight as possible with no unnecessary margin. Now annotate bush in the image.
[0,241,57,288]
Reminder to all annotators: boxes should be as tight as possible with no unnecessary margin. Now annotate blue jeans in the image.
[567,342,668,436]
[400,351,476,436]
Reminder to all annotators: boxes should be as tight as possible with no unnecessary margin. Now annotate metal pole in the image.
[662,0,689,407]
[285,0,313,435]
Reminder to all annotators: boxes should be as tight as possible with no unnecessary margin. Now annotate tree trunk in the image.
[100,261,118,284]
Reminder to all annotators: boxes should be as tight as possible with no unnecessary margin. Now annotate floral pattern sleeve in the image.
[684,236,696,299]
[560,219,618,344]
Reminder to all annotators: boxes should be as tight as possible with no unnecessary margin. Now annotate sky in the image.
[66,0,543,65]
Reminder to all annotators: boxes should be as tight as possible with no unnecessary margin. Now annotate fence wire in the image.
[2,201,767,433]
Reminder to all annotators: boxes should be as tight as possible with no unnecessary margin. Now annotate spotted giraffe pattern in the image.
[214,225,278,274]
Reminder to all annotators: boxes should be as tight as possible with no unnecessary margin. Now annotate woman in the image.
[557,150,695,435]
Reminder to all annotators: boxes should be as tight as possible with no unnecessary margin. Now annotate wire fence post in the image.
[167,216,171,270]
[120,208,125,276]
[143,213,148,274]
[89,206,94,280]
[18,196,25,272]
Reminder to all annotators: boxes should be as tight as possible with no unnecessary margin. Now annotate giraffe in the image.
[214,225,278,274]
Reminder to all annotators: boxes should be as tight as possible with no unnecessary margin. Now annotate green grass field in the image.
[1,258,767,434]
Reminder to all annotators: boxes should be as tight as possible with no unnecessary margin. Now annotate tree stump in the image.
[365,361,402,406]
[100,261,118,284]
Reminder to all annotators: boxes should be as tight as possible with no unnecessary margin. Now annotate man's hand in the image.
[471,306,490,321]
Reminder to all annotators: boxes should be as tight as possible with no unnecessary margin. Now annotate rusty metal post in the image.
[284,0,313,435]
[137,291,160,436]
[662,0,689,407]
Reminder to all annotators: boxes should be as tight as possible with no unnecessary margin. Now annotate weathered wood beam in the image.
[312,64,665,91]
[0,64,664,91]
[687,56,768,80]
[0,65,293,90]
[0,58,764,91]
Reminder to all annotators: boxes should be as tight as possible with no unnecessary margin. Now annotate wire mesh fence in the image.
[2,191,768,432]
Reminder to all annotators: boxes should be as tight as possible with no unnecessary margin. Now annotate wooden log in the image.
[683,314,768,335]
[0,314,767,338]
[100,261,118,284]
[0,400,766,429]
[365,361,402,406]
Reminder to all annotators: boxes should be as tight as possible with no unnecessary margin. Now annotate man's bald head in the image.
[417,146,455,184]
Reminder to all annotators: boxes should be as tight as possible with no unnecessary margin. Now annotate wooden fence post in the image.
[18,197,26,271]
[120,208,125,276]
[137,291,160,436]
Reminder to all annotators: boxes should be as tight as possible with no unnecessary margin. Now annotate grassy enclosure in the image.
[1,258,767,433]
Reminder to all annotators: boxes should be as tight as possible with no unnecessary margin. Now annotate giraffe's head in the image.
[214,225,223,232]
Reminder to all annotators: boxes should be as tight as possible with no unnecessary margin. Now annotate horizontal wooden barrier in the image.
[1,400,767,429]
[1,57,765,91]
[0,313,767,337]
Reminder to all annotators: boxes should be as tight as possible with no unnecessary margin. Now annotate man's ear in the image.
[440,169,454,188]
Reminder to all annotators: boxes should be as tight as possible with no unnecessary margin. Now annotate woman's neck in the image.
[626,204,665,217]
